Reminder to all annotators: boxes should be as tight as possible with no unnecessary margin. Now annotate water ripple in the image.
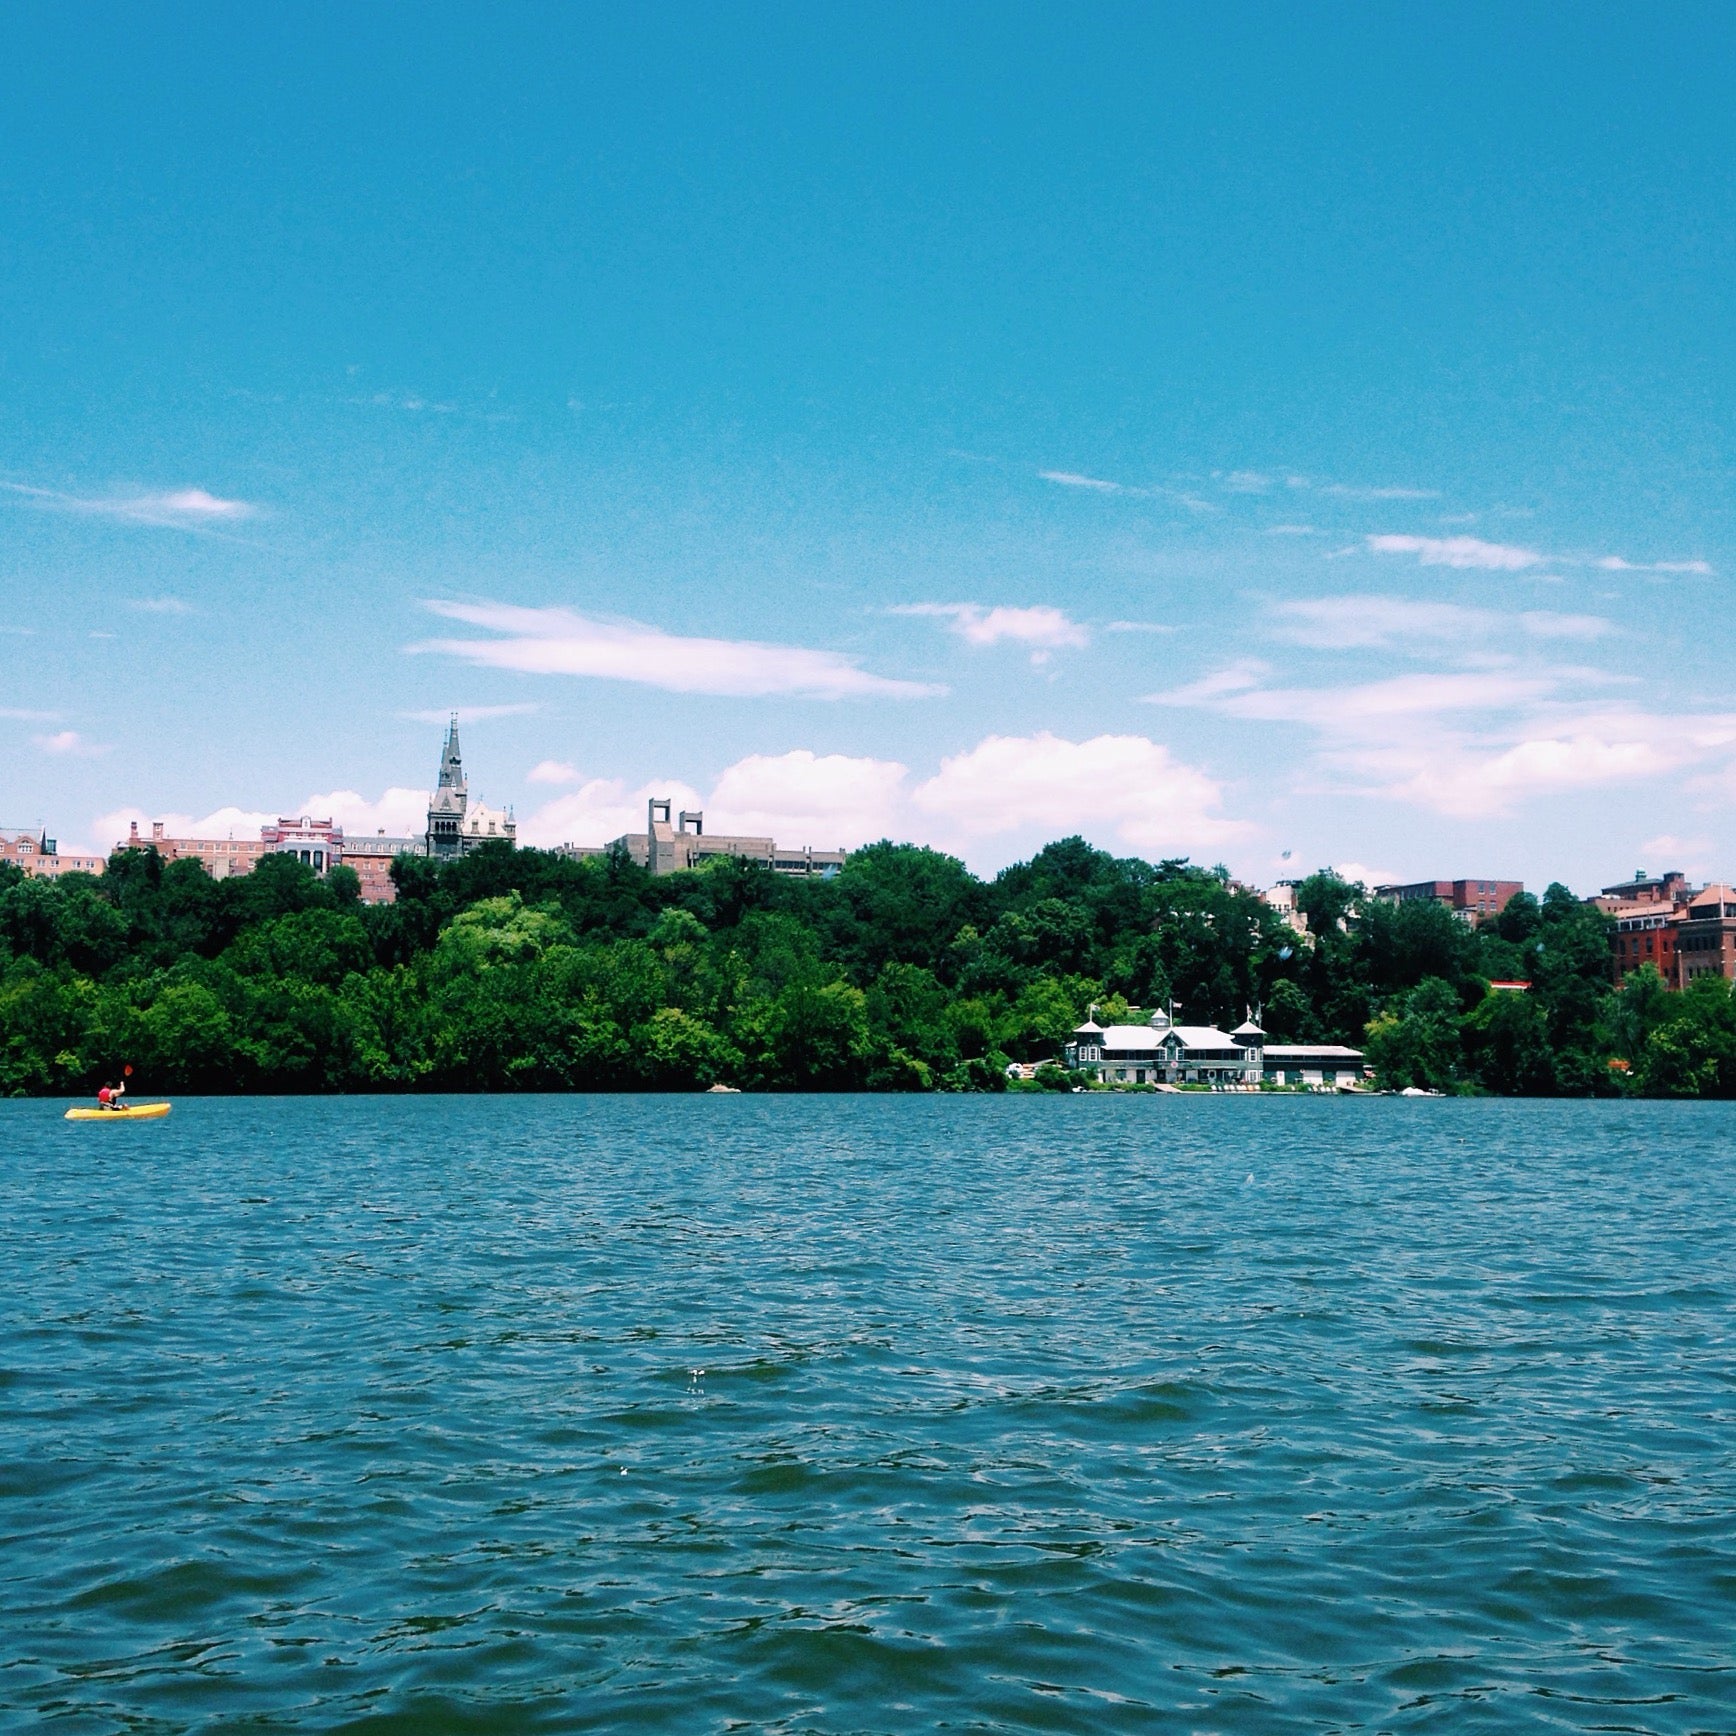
[2,1095,1733,1731]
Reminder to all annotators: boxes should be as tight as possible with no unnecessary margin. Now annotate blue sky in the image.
[3,4,1732,888]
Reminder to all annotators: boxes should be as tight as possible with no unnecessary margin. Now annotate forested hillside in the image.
[1,838,1730,1095]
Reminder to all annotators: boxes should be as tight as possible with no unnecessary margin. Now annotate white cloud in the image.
[400,703,539,724]
[891,602,1090,650]
[87,804,278,853]
[912,731,1248,852]
[126,596,195,615]
[412,600,941,700]
[708,751,909,848]
[83,788,430,856]
[1365,533,1544,570]
[1,705,57,719]
[1221,470,1271,493]
[188,804,278,835]
[1597,555,1714,576]
[1270,595,1611,650]
[1039,470,1121,492]
[518,777,704,850]
[1265,523,1317,536]
[34,729,108,756]
[1104,619,1178,634]
[527,759,580,786]
[1384,732,1671,819]
[519,734,1248,866]
[3,482,256,528]
[301,787,430,835]
[1331,862,1399,890]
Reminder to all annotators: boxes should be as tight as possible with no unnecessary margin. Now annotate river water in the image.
[2,1095,1732,1732]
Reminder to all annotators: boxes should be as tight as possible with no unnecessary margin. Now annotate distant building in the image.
[261,816,343,873]
[106,722,512,904]
[1675,884,1736,986]
[1596,869,1689,911]
[425,716,515,861]
[1374,878,1522,924]
[341,834,420,905]
[0,827,104,879]
[1596,868,1693,985]
[1261,879,1309,937]
[1064,1007,1364,1088]
[1610,903,1682,983]
[590,797,847,878]
[122,820,265,880]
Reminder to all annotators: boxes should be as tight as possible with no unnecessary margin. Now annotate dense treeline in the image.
[0,838,1732,1095]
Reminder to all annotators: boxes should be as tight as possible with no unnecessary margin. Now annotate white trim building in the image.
[1066,1008,1365,1088]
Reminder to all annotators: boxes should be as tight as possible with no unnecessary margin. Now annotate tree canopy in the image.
[0,841,1717,1097]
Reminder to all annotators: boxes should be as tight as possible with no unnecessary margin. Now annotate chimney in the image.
[151,821,165,841]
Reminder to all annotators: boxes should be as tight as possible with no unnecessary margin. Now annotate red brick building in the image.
[1674,884,1736,986]
[1611,905,1680,982]
[1375,878,1524,924]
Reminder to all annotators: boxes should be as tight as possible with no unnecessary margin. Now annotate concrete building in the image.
[425,716,515,861]
[1374,878,1523,924]
[595,797,847,878]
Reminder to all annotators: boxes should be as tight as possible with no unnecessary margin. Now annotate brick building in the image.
[1674,884,1736,986]
[1374,878,1524,924]
[0,827,105,878]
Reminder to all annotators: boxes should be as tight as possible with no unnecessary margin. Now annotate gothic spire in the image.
[435,713,466,795]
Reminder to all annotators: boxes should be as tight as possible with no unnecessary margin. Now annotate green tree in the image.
[1363,977,1465,1092]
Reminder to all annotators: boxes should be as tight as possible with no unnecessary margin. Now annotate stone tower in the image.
[425,715,468,859]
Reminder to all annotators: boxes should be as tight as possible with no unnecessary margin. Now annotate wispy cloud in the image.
[1265,523,1317,536]
[4,482,256,529]
[1148,650,1736,818]
[1271,595,1610,650]
[2,705,58,719]
[34,729,109,756]
[1318,484,1440,500]
[1220,470,1271,493]
[1150,660,1270,706]
[1151,666,1567,730]
[1039,470,1122,493]
[1104,619,1179,635]
[411,601,942,701]
[1597,555,1714,576]
[400,703,540,725]
[891,602,1090,650]
[126,596,195,615]
[1365,533,1544,570]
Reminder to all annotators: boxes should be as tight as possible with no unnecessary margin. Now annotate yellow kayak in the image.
[64,1102,172,1121]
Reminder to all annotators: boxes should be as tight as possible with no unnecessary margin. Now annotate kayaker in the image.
[96,1080,125,1111]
